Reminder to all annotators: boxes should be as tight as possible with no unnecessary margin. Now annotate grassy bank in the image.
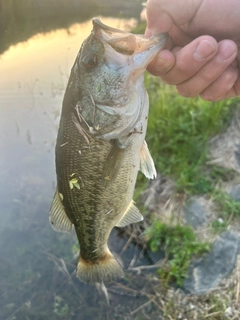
[145,74,236,195]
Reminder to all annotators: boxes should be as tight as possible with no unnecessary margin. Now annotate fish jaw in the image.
[131,34,167,79]
[92,18,168,79]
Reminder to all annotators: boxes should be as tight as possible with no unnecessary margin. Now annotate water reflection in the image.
[0,0,141,55]
[0,14,164,320]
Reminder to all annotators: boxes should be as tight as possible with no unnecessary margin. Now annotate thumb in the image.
[146,0,175,35]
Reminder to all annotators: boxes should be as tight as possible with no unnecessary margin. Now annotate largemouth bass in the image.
[50,18,167,284]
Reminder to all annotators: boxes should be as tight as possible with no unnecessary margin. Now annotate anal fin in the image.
[116,200,143,227]
[140,140,157,179]
[49,188,73,233]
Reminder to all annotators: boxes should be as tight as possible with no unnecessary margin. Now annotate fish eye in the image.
[82,54,98,69]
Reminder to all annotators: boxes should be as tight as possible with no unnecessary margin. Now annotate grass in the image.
[212,189,240,217]
[145,221,210,286]
[144,73,236,195]
[210,188,240,233]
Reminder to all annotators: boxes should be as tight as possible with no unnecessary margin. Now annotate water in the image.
[0,2,163,319]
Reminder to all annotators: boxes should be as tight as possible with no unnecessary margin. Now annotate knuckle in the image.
[175,58,193,77]
[199,91,216,101]
[200,83,226,101]
[162,76,177,85]
[176,85,198,98]
[221,66,238,83]
[198,68,214,82]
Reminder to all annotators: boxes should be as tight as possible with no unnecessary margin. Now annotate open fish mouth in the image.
[92,18,168,71]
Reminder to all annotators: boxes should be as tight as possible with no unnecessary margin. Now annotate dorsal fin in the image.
[49,188,73,233]
[140,140,157,179]
[116,200,143,227]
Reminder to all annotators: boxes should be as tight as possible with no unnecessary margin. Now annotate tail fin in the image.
[76,248,124,284]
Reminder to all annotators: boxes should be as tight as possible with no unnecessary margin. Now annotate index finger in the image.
[147,36,218,83]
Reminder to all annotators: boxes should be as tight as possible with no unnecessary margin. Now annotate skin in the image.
[145,0,240,101]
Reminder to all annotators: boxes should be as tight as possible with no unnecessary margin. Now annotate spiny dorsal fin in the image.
[49,188,73,233]
[140,140,157,179]
[116,200,143,227]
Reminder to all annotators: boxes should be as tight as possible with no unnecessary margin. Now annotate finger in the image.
[168,24,195,47]
[146,0,174,35]
[199,64,239,101]
[146,0,202,34]
[224,74,240,99]
[203,52,240,101]
[147,49,175,76]
[176,40,238,97]
[149,36,218,83]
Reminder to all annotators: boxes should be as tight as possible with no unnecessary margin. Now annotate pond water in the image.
[0,2,163,319]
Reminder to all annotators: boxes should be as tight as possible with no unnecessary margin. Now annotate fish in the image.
[49,18,168,284]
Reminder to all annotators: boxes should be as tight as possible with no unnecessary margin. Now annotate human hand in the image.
[146,0,240,101]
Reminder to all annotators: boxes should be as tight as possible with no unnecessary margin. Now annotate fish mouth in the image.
[92,18,168,70]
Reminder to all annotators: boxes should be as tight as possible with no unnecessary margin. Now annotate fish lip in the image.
[91,17,168,58]
[92,18,126,34]
[139,32,168,53]
[149,33,168,46]
[131,33,168,74]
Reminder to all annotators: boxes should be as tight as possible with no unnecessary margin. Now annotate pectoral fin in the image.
[116,200,143,227]
[49,188,73,233]
[140,140,157,179]
[102,140,126,187]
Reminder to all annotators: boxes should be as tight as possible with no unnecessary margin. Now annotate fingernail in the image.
[145,28,152,38]
[217,41,237,61]
[193,40,216,61]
